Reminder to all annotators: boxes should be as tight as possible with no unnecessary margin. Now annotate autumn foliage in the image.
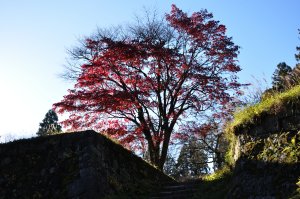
[54,5,242,169]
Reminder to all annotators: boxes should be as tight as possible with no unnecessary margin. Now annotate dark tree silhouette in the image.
[54,5,243,169]
[163,154,177,177]
[37,110,62,136]
[272,62,292,92]
[176,137,209,179]
[296,29,300,63]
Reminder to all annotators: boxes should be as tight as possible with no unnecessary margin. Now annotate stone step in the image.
[162,182,201,188]
[150,196,194,199]
[150,193,196,199]
[149,181,201,199]
[162,184,198,190]
[155,189,197,195]
[157,186,198,192]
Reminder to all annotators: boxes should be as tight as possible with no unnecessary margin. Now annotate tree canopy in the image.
[54,5,243,169]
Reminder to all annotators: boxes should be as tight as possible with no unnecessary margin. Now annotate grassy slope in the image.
[194,167,232,199]
[191,86,300,198]
[227,85,300,133]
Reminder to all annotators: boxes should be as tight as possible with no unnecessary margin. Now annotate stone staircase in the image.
[149,180,201,199]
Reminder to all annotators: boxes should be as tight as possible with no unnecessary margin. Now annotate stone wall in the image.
[0,130,174,199]
[233,100,300,137]
[227,102,300,198]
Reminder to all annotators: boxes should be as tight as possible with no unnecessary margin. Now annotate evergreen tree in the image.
[163,154,177,177]
[176,137,208,180]
[272,62,292,92]
[37,109,62,136]
[296,29,300,63]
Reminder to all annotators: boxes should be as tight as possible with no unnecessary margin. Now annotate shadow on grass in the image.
[192,167,232,199]
[192,158,300,199]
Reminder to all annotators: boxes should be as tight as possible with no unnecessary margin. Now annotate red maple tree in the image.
[54,5,242,169]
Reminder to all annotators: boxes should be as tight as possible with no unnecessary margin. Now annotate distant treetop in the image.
[272,62,292,92]
[37,109,62,136]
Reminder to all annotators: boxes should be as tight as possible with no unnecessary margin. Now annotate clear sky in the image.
[0,0,299,140]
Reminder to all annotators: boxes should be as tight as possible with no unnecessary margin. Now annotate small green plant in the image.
[289,178,300,199]
[255,131,300,163]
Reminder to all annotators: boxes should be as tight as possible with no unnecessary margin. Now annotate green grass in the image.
[202,166,231,181]
[192,166,233,199]
[227,85,300,134]
[223,85,300,166]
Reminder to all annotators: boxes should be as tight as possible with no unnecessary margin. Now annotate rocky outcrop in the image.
[0,130,174,199]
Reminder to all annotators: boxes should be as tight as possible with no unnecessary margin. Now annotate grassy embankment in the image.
[193,85,300,198]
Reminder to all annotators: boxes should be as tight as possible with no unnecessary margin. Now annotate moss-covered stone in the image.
[233,131,300,164]
[220,86,300,198]
[256,131,300,163]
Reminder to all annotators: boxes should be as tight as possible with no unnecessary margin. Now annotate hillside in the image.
[193,86,300,198]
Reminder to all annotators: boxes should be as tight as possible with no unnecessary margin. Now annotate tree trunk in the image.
[143,122,173,170]
[147,142,162,169]
[158,129,172,170]
[214,151,223,170]
[147,139,169,170]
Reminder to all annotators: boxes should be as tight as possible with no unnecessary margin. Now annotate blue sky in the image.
[0,0,299,140]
